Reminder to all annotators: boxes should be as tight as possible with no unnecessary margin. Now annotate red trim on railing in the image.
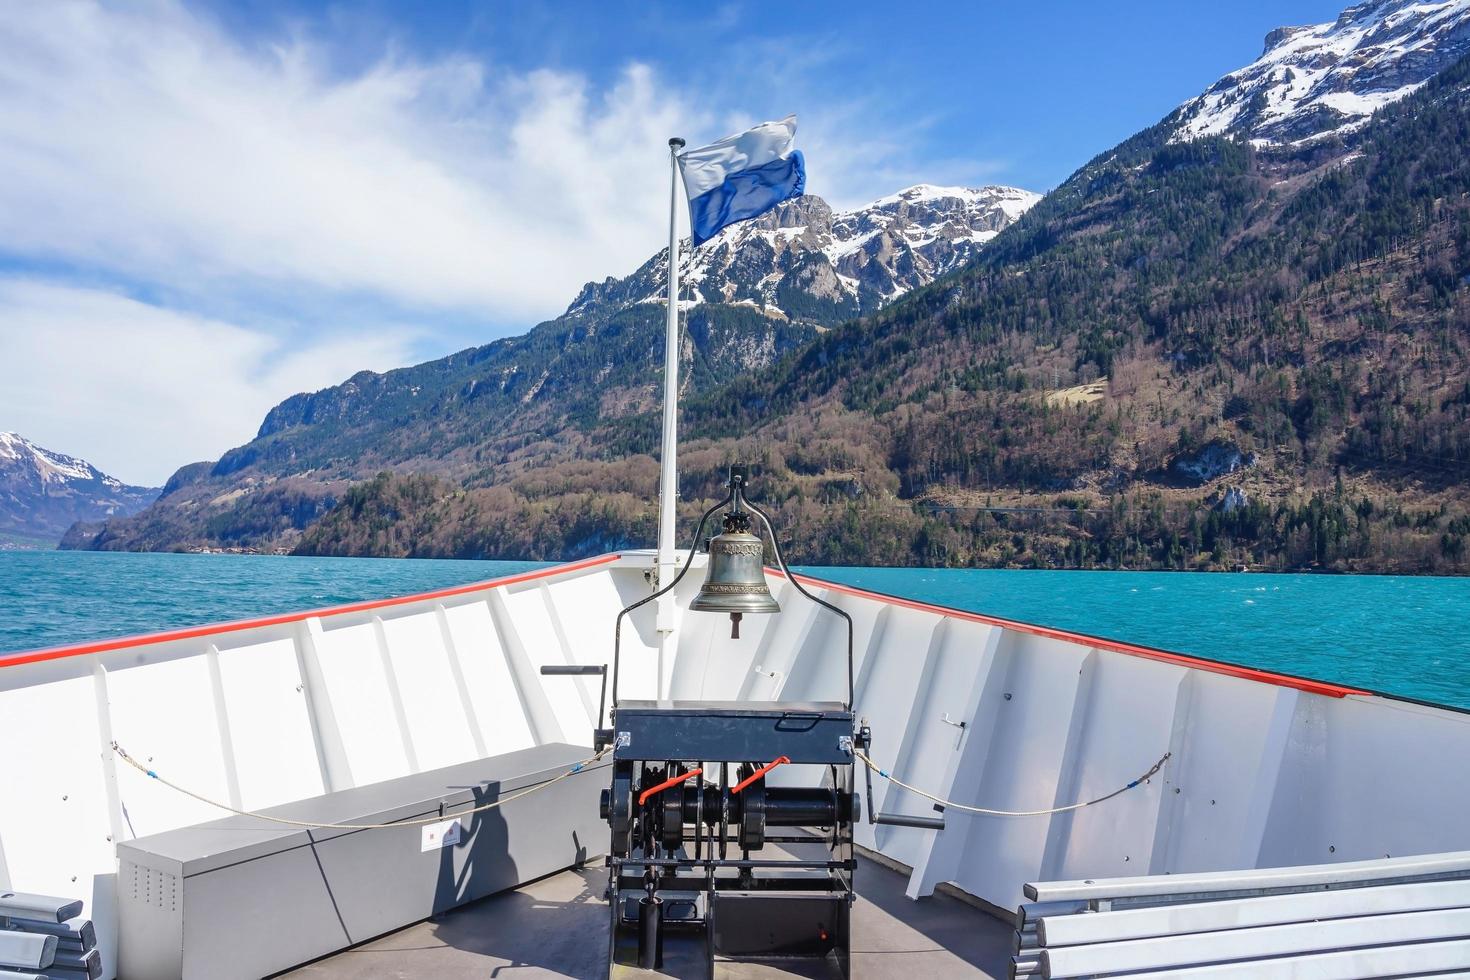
[4,550,1369,701]
[767,568,1370,700]
[0,553,623,670]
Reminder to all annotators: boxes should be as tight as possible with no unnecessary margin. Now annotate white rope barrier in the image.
[856,748,1170,817]
[111,739,1167,829]
[110,741,611,831]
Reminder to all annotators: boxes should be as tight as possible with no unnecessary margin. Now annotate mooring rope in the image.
[110,741,611,831]
[856,748,1170,817]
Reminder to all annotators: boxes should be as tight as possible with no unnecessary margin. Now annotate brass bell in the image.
[690,468,780,637]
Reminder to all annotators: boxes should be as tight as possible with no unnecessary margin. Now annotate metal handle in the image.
[538,665,610,730]
[874,812,946,830]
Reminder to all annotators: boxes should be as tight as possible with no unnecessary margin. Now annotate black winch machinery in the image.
[545,466,944,978]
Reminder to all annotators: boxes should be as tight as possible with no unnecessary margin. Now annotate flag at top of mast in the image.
[652,116,802,638]
[677,115,806,246]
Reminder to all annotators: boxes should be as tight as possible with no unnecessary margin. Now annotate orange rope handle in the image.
[731,756,790,794]
[639,768,703,806]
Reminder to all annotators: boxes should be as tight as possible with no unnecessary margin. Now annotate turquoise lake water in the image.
[2,550,1467,710]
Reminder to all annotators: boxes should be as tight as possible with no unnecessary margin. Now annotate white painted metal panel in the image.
[542,574,617,715]
[438,600,536,754]
[721,580,817,703]
[495,583,587,742]
[1045,653,1181,882]
[906,622,1006,898]
[603,556,696,702]
[1157,676,1296,873]
[879,618,993,871]
[213,637,323,810]
[0,674,115,924]
[757,587,851,705]
[486,587,565,744]
[309,618,412,787]
[952,633,1091,907]
[544,570,624,664]
[106,654,231,836]
[849,605,940,862]
[781,590,884,709]
[378,610,477,771]
[1264,693,1470,866]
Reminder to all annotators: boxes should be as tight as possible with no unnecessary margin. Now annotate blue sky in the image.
[0,0,1349,483]
[199,0,1350,192]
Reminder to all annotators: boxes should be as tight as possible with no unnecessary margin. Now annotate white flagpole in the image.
[656,137,685,635]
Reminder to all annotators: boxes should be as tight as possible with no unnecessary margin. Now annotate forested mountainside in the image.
[62,185,1036,554]
[67,2,1470,572]
[292,46,1470,573]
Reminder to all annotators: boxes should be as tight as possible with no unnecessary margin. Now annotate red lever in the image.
[639,768,703,806]
[731,756,790,794]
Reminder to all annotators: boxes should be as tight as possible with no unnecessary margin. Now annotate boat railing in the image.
[1015,849,1470,978]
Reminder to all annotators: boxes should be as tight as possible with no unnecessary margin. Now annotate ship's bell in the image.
[691,512,780,637]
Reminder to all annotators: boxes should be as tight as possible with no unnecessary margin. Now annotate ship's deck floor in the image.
[284,851,1013,979]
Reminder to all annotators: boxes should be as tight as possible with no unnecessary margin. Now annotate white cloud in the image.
[0,2,1001,487]
[0,1,708,320]
[0,279,416,486]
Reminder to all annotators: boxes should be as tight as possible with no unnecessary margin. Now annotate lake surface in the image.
[2,551,1467,710]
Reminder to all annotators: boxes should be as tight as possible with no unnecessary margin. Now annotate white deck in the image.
[3,550,1469,977]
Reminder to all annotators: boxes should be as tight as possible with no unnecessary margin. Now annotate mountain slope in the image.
[68,0,1470,571]
[65,185,1037,553]
[0,433,158,547]
[1172,0,1470,144]
[294,32,1470,572]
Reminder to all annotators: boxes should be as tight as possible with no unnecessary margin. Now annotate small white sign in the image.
[421,817,462,852]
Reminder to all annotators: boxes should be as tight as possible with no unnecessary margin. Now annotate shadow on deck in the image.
[282,852,1013,979]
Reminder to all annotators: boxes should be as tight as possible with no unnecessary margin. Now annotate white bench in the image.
[116,743,607,980]
[1013,850,1470,978]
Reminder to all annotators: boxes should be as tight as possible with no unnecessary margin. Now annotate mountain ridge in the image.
[292,29,1470,572]
[566,184,1041,326]
[1171,0,1470,144]
[63,183,1038,554]
[64,0,1470,572]
[0,432,159,547]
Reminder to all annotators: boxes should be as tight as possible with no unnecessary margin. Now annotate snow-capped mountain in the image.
[1172,0,1470,145]
[0,432,159,545]
[566,185,1041,326]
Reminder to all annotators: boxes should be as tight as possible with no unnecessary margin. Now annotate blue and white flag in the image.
[678,115,805,247]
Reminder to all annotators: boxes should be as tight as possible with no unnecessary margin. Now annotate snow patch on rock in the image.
[563,184,1041,326]
[1171,0,1470,145]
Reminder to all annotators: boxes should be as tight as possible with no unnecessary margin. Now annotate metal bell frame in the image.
[609,464,855,714]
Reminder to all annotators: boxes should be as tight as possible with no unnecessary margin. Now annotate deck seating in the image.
[1013,850,1470,978]
[115,743,607,980]
[0,891,100,980]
